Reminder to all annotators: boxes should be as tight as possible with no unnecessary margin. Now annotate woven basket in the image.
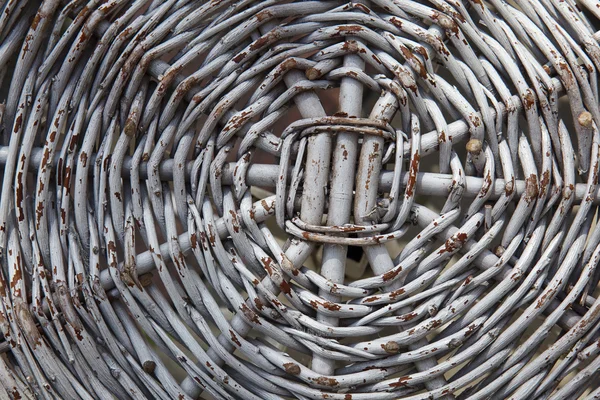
[0,0,600,399]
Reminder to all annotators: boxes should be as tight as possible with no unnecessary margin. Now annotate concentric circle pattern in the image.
[0,0,600,399]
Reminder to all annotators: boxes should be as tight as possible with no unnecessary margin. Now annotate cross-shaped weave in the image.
[0,0,599,399]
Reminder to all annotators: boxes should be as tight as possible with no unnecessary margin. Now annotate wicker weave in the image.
[0,0,599,399]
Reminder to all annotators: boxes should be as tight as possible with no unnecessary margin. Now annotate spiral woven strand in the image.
[0,0,600,399]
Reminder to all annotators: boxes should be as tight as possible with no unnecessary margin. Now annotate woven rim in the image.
[0,0,599,399]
